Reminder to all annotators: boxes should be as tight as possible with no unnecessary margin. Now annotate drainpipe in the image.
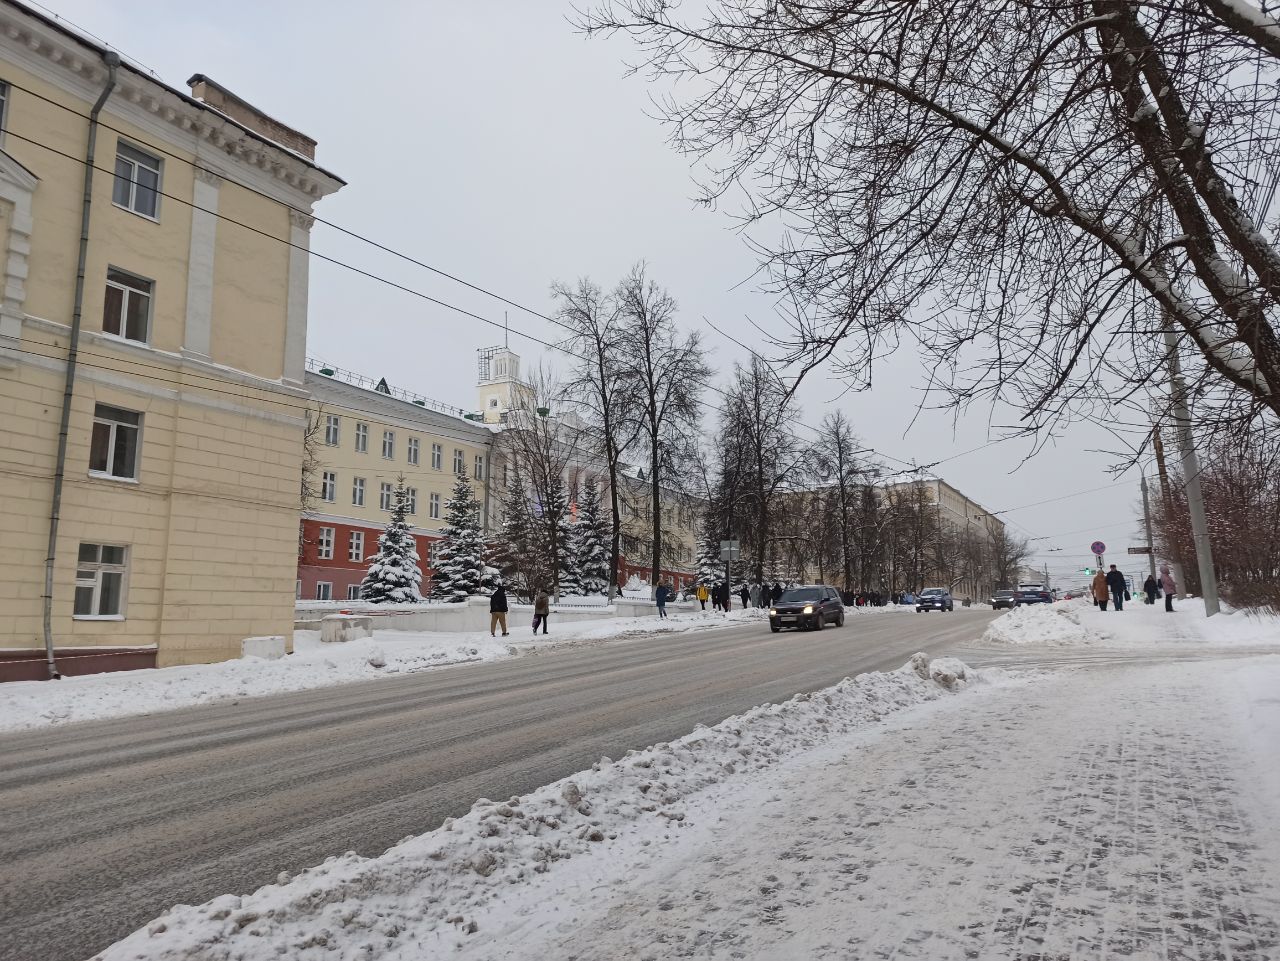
[41,52,120,680]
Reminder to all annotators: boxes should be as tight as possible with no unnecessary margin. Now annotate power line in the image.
[3,117,932,474]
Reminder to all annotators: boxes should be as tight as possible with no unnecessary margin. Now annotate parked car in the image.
[916,588,954,612]
[769,585,845,632]
[990,589,1017,610]
[1015,588,1053,606]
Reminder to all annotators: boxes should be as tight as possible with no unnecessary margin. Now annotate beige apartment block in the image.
[0,2,343,672]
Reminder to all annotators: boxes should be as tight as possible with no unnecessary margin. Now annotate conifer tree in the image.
[574,479,611,595]
[431,473,487,602]
[359,480,423,603]
[546,477,583,596]
[695,527,724,589]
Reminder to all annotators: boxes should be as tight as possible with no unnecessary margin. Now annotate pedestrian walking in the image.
[656,582,669,619]
[1143,574,1158,606]
[771,583,782,605]
[489,583,510,637]
[1105,564,1127,611]
[739,585,749,610]
[532,588,550,635]
[1091,570,1109,611]
[1160,565,1177,613]
[696,583,709,610]
[749,582,761,609]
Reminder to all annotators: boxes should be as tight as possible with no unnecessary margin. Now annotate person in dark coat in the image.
[1143,574,1158,606]
[739,585,749,610]
[1105,564,1127,611]
[771,583,782,604]
[489,584,509,637]
[655,582,670,619]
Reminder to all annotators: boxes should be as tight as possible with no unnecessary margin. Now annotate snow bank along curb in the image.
[94,654,992,961]
[980,598,1280,648]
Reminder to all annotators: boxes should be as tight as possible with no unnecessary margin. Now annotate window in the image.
[348,531,365,562]
[406,487,418,515]
[502,463,509,488]
[317,527,335,560]
[0,82,7,135]
[321,471,336,502]
[429,492,441,520]
[74,543,127,617]
[431,443,442,470]
[382,430,395,459]
[316,581,332,601]
[408,437,420,466]
[89,404,141,480]
[346,584,361,600]
[355,422,369,453]
[380,482,393,511]
[112,142,161,218]
[102,268,152,343]
[428,540,444,566]
[474,455,485,481]
[324,415,340,446]
[352,477,366,507]
[453,449,465,475]
[295,580,301,600]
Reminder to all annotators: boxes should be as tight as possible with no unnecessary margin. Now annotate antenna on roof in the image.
[504,311,509,349]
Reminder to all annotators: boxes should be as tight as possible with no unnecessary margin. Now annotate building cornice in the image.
[0,1,345,203]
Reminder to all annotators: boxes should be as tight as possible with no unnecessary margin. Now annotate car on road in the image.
[769,585,845,632]
[990,589,1017,610]
[1014,588,1053,606]
[916,588,954,612]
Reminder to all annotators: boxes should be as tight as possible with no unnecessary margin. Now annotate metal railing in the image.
[307,358,475,420]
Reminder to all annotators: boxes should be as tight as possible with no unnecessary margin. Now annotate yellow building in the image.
[299,362,494,601]
[0,2,343,675]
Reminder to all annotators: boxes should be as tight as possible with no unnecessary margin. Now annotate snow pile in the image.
[981,603,1098,647]
[93,654,990,961]
[0,632,512,733]
[981,597,1280,648]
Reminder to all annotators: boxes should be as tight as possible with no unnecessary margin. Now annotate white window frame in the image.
[315,581,332,601]
[379,482,394,511]
[453,449,465,475]
[88,403,142,481]
[407,437,420,466]
[382,430,395,460]
[355,422,369,453]
[348,531,365,562]
[316,526,335,560]
[474,455,485,481]
[0,81,8,140]
[352,476,365,507]
[431,443,442,470]
[73,543,128,619]
[321,471,336,503]
[346,584,361,600]
[406,487,418,515]
[429,492,441,520]
[102,267,153,344]
[112,141,162,219]
[324,415,340,446]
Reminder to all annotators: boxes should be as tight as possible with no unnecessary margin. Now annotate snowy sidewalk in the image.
[455,656,1280,960]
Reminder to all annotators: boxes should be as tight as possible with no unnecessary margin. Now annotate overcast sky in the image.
[47,0,1152,585]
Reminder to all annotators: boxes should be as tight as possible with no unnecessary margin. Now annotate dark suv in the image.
[1015,589,1052,606]
[990,589,1017,610]
[916,588,954,612]
[769,585,845,632]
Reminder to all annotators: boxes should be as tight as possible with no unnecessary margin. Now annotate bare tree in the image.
[553,277,634,597]
[582,1,1280,445]
[299,404,326,559]
[615,263,710,586]
[986,523,1034,593]
[813,411,877,591]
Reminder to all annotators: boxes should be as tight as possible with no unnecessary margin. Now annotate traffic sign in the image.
[1090,540,1107,556]
[719,539,740,562]
[1127,546,1151,554]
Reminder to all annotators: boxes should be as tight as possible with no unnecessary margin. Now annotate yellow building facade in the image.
[0,2,343,673]
[298,364,494,601]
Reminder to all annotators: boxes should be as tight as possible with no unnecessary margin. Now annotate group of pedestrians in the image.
[1091,564,1177,612]
[488,583,552,637]
[693,581,786,613]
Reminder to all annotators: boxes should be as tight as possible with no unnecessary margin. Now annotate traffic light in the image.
[1080,567,1094,575]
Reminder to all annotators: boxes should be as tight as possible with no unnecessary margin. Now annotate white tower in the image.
[477,346,531,424]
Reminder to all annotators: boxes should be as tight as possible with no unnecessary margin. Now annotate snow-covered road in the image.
[455,655,1280,961]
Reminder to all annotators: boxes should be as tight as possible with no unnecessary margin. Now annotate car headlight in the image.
[803,605,814,614]
[769,608,777,616]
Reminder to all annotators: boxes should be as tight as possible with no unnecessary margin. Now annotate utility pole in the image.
[1151,429,1187,591]
[1160,326,1220,616]
[1140,475,1157,581]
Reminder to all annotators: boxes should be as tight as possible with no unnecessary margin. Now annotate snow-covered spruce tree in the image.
[695,527,723,588]
[431,473,488,603]
[360,481,423,604]
[574,479,610,596]
[546,477,583,596]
